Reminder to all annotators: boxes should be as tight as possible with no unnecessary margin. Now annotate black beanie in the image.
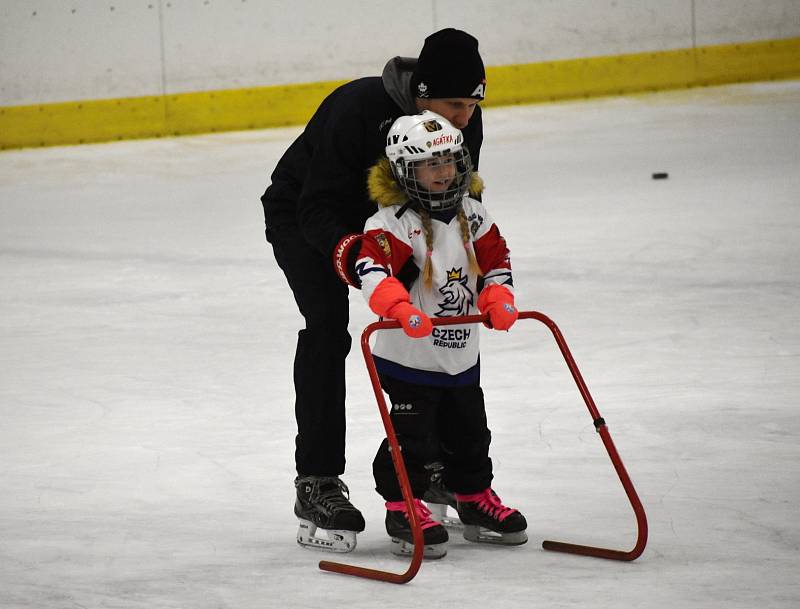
[411,28,486,100]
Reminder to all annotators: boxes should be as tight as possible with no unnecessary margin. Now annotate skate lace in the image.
[385,499,441,530]
[458,488,517,522]
[312,477,356,513]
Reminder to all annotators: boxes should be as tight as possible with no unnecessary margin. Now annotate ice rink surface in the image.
[1,80,799,608]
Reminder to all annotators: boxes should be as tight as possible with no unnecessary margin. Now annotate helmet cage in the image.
[391,148,473,211]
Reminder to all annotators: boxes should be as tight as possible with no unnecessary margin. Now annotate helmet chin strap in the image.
[394,200,414,219]
[394,194,463,220]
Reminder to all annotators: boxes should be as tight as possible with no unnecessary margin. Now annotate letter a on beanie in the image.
[411,28,486,100]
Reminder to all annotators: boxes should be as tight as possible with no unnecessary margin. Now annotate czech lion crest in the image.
[435,267,473,317]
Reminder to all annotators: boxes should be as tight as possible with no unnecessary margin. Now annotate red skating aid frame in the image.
[319,311,648,583]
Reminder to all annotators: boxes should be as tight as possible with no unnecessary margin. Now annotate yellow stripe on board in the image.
[2,37,799,150]
[0,79,347,150]
[485,37,800,106]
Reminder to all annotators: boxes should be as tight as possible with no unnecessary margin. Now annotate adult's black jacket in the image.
[261,57,483,260]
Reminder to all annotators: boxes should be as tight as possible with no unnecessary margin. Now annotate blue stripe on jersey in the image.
[356,260,389,278]
[373,355,480,387]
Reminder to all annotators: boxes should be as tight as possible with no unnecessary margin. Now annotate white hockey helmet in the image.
[385,110,472,211]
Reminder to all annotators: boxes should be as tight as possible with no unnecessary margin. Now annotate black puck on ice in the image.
[652,172,669,180]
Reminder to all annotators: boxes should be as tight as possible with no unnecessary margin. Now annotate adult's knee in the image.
[297,326,352,357]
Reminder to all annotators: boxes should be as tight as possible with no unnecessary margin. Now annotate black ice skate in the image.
[385,499,449,559]
[294,476,365,553]
[455,488,528,545]
[421,462,462,528]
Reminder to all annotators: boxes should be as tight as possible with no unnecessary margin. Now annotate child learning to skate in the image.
[353,111,527,558]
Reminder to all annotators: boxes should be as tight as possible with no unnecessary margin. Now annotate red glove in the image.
[369,277,432,338]
[478,284,518,331]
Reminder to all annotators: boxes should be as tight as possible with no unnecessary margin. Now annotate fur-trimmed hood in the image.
[367,157,485,207]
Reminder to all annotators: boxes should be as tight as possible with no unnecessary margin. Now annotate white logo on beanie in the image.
[417,81,429,98]
[471,83,485,98]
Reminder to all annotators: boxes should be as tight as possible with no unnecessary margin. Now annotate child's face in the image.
[414,155,456,192]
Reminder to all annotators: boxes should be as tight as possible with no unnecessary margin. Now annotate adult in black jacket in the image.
[261,28,486,551]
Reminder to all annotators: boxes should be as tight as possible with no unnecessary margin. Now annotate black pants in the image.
[373,375,493,502]
[266,224,351,476]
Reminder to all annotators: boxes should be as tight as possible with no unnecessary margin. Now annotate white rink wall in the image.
[2,0,800,106]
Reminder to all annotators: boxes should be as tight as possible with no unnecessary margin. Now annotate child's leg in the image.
[437,384,493,494]
[372,375,443,501]
[372,375,449,557]
[439,384,527,545]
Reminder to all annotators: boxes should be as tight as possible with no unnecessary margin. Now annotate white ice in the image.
[1,81,799,608]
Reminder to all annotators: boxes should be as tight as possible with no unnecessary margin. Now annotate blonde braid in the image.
[458,206,483,277]
[419,209,435,289]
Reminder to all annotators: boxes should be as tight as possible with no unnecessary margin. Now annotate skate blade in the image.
[297,519,357,553]
[463,525,528,546]
[424,502,463,529]
[390,537,447,559]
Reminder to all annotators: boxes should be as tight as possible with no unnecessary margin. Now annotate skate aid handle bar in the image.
[319,315,489,584]
[319,311,647,584]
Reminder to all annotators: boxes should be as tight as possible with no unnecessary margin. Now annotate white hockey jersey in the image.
[357,195,513,387]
